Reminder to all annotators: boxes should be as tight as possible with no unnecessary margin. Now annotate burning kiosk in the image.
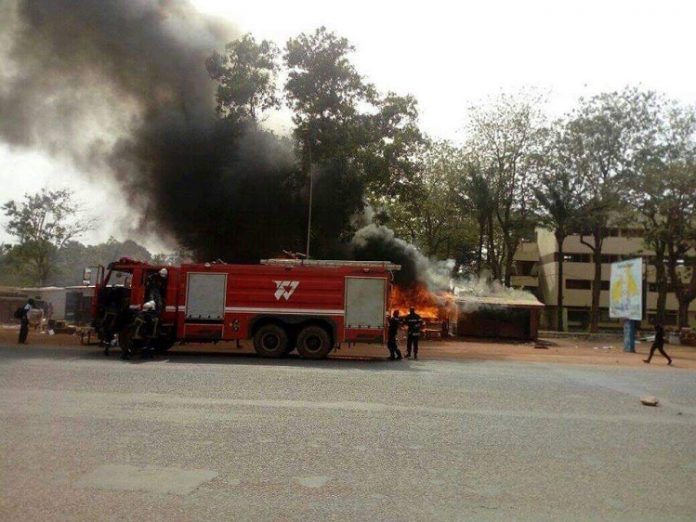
[451,294,544,341]
[389,283,545,341]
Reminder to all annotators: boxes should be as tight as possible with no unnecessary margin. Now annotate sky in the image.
[1,0,695,250]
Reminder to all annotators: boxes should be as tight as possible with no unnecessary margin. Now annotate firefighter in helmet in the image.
[404,307,423,360]
[145,268,167,312]
[387,309,403,361]
[131,268,167,344]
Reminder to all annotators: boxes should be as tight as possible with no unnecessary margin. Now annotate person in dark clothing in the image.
[126,269,169,359]
[644,323,672,365]
[18,298,35,344]
[387,310,403,361]
[145,269,167,312]
[404,307,423,360]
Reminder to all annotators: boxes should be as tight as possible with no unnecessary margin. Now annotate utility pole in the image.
[305,127,314,259]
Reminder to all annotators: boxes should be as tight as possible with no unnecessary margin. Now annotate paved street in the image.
[1,342,695,521]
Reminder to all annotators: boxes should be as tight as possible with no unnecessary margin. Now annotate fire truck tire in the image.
[253,324,289,358]
[296,326,332,360]
[154,339,175,352]
[119,323,140,359]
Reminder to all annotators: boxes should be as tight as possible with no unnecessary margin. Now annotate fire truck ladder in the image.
[260,259,401,271]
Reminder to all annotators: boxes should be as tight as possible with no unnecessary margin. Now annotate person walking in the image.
[404,307,423,360]
[18,298,35,344]
[644,322,672,365]
[387,310,403,361]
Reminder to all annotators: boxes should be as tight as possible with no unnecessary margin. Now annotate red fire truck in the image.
[92,258,400,359]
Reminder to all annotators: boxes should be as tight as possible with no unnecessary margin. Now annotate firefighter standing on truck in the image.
[404,307,423,360]
[387,310,403,361]
[128,268,168,354]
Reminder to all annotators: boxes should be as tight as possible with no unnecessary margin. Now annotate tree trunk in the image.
[588,227,602,333]
[504,247,513,287]
[590,254,601,332]
[654,257,667,325]
[677,299,689,328]
[476,219,484,274]
[556,232,566,331]
[486,214,498,280]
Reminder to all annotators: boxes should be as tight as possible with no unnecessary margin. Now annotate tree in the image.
[285,27,374,163]
[360,93,424,196]
[464,91,546,284]
[663,161,696,327]
[627,95,696,325]
[283,27,372,255]
[372,140,477,262]
[534,124,584,330]
[284,28,423,257]
[648,103,696,328]
[206,33,280,123]
[561,88,651,331]
[2,189,90,285]
[456,162,500,276]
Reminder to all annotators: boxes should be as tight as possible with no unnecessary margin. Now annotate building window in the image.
[566,279,592,290]
[567,309,590,325]
[560,253,592,263]
[514,260,537,276]
[647,313,678,326]
[601,281,609,290]
[599,308,619,322]
[622,228,643,238]
[648,282,675,293]
[600,254,621,264]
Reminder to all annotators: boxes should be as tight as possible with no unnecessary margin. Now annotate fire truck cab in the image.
[92,258,400,359]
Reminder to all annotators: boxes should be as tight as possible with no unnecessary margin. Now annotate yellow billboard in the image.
[609,258,643,320]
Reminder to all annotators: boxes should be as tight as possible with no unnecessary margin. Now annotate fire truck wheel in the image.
[119,323,139,359]
[253,324,289,358]
[296,326,331,360]
[154,339,175,352]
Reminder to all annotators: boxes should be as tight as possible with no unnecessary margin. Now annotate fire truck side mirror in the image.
[82,267,92,286]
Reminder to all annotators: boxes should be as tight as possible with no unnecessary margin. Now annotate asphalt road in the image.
[1,343,695,521]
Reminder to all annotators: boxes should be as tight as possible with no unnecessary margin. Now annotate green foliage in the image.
[464,91,547,283]
[360,93,424,196]
[285,27,374,133]
[556,88,660,330]
[281,27,424,256]
[370,140,478,264]
[626,96,696,326]
[2,189,90,285]
[534,124,585,238]
[206,33,280,123]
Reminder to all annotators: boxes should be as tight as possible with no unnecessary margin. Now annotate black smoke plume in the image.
[351,224,428,287]
[0,0,429,285]
[0,0,308,262]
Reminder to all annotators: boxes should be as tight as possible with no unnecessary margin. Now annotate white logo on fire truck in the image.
[273,280,300,300]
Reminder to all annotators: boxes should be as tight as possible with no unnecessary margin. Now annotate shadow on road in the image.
[0,343,430,373]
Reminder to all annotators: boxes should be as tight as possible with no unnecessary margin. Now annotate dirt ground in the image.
[2,325,695,370]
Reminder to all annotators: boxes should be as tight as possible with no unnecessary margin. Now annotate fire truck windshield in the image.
[106,270,132,288]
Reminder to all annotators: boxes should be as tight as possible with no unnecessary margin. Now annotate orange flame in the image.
[389,284,447,321]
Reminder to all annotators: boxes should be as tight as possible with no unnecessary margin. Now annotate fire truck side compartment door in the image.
[344,277,386,329]
[185,273,226,321]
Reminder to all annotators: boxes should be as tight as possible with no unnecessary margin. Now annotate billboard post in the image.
[609,258,643,353]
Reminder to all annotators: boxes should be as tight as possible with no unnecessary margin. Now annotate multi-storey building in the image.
[511,227,696,330]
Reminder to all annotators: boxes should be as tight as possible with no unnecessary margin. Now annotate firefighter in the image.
[387,310,403,361]
[145,268,167,312]
[404,307,423,360]
[17,298,35,344]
